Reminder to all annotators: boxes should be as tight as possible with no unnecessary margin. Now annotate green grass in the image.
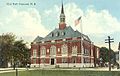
[0,70,120,76]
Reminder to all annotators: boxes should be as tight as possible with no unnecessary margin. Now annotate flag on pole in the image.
[75,16,81,26]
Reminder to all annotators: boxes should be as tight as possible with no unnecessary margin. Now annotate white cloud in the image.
[83,9,120,34]
[44,10,52,16]
[0,6,49,38]
[65,3,83,28]
[0,22,3,27]
[64,3,120,35]
[43,5,60,29]
[44,5,59,17]
[1,2,120,51]
[44,2,120,35]
[43,2,120,51]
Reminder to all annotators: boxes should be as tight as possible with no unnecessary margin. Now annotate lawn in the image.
[0,70,120,76]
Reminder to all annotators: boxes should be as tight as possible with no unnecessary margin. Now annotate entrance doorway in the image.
[51,58,54,65]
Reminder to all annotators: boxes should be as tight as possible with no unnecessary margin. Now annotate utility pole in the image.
[16,68,18,76]
[38,44,40,68]
[15,60,19,76]
[105,36,114,71]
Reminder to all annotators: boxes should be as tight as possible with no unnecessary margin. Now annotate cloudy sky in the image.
[0,0,120,51]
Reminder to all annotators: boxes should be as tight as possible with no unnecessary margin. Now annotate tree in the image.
[0,33,30,68]
[0,33,16,67]
[13,40,30,67]
[100,47,109,62]
[100,47,116,66]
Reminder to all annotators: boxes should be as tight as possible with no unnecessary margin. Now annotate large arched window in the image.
[61,44,68,55]
[33,49,37,57]
[40,46,46,56]
[50,45,56,55]
[72,46,77,54]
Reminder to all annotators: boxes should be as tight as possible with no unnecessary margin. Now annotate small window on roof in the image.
[51,32,54,37]
[61,32,65,36]
[56,32,59,37]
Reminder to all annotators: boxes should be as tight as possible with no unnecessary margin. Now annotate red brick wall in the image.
[31,44,39,57]
[56,43,62,56]
[77,57,81,63]
[31,38,100,65]
[59,23,66,30]
[56,57,62,63]
[46,58,50,64]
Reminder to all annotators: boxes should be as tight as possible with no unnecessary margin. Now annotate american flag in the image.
[75,16,81,26]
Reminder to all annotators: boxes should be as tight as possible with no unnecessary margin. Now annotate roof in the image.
[33,26,91,42]
[42,26,74,41]
[33,36,43,43]
[61,3,64,14]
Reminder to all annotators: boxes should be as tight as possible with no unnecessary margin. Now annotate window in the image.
[33,58,36,64]
[41,58,45,63]
[33,49,37,57]
[61,32,65,36]
[62,58,67,63]
[72,57,76,63]
[40,46,46,56]
[61,44,68,55]
[58,48,60,52]
[56,32,59,37]
[50,45,56,55]
[84,58,90,63]
[72,46,77,54]
[47,49,49,53]
[51,32,54,37]
[84,49,90,56]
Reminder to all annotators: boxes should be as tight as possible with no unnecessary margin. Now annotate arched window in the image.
[84,49,90,56]
[61,32,65,36]
[72,57,76,63]
[72,46,77,54]
[50,45,56,55]
[56,32,59,37]
[40,46,46,56]
[33,49,37,57]
[51,32,54,37]
[61,44,68,55]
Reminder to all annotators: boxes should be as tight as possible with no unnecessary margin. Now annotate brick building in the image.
[30,3,100,68]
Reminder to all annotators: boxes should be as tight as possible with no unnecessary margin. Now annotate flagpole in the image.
[80,18,84,67]
[75,16,83,67]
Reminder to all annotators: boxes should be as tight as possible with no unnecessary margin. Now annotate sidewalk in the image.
[0,67,120,74]
[0,68,27,73]
[0,68,13,71]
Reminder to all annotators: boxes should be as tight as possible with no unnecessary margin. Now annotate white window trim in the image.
[50,45,56,56]
[33,49,37,58]
[61,44,68,56]
[41,46,46,56]
[72,46,77,56]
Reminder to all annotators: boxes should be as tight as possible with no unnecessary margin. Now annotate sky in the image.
[0,0,120,51]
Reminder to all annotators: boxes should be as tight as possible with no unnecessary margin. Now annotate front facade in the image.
[31,4,100,68]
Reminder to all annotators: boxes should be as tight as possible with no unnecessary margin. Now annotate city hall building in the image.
[31,4,100,68]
